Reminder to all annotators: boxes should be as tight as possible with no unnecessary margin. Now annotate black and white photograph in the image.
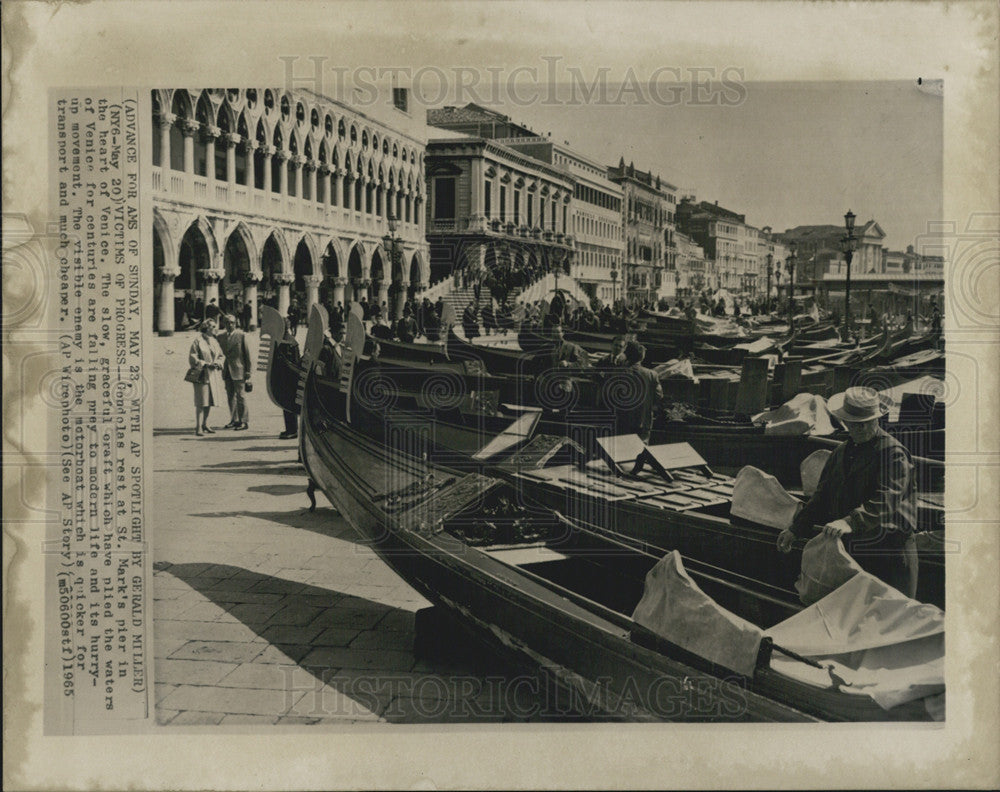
[4,1,999,789]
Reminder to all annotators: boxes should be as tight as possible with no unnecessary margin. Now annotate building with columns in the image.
[424,131,576,300]
[607,159,677,302]
[150,87,429,335]
[426,104,626,306]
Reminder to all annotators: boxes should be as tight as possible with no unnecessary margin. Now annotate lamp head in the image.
[844,210,856,233]
[387,212,398,234]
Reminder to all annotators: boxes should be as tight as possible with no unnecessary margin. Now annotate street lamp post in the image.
[610,269,618,306]
[786,242,797,330]
[765,252,773,312]
[840,210,857,333]
[382,212,401,319]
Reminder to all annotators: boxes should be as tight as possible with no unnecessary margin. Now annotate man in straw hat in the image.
[776,386,919,597]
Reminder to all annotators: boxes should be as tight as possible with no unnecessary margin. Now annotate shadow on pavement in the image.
[247,484,312,497]
[155,563,564,723]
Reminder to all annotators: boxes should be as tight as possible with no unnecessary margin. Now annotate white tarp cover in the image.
[753,393,837,436]
[794,533,865,605]
[733,336,775,354]
[800,449,832,497]
[632,551,764,677]
[653,358,696,381]
[767,545,945,712]
[730,466,802,529]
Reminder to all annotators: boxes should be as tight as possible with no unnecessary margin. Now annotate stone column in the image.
[243,271,261,330]
[224,133,240,189]
[470,158,483,217]
[261,145,274,193]
[204,125,220,185]
[200,267,223,307]
[332,277,346,307]
[306,160,317,202]
[303,275,322,310]
[344,278,354,305]
[244,139,257,189]
[181,119,200,176]
[331,168,343,207]
[158,112,176,170]
[290,154,304,198]
[319,163,331,205]
[344,174,354,211]
[395,280,409,320]
[377,279,390,311]
[276,272,294,316]
[157,266,181,336]
[276,150,289,196]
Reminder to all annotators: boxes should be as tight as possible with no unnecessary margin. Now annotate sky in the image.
[430,80,943,252]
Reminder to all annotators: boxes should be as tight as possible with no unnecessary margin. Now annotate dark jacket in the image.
[609,364,662,441]
[218,328,251,381]
[790,428,918,595]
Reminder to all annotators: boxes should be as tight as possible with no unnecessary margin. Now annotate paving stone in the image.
[159,685,305,717]
[284,685,385,721]
[154,684,178,704]
[215,662,323,692]
[348,629,414,652]
[266,604,326,627]
[260,623,328,645]
[226,602,286,624]
[165,710,226,726]
[310,626,362,647]
[306,605,385,632]
[219,714,281,725]
[154,658,239,686]
[155,709,180,725]
[300,646,416,673]
[153,599,200,620]
[374,609,417,632]
[254,644,312,664]
[153,635,190,660]
[169,640,267,664]
[247,578,308,595]
[154,619,263,644]
[177,601,233,622]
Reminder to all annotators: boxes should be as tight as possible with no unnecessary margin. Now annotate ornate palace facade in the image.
[150,88,429,334]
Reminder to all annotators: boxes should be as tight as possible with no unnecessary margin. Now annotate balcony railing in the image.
[150,165,424,238]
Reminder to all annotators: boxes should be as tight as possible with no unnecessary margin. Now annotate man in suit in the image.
[612,341,662,442]
[218,314,252,430]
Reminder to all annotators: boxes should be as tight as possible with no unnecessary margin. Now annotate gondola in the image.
[282,307,944,611]
[297,314,944,722]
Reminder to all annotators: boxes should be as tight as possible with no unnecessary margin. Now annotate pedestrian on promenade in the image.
[776,386,918,597]
[187,318,226,436]
[611,341,662,443]
[205,298,221,322]
[277,318,301,440]
[218,314,252,430]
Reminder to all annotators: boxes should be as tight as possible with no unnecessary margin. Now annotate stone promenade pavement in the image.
[151,329,555,725]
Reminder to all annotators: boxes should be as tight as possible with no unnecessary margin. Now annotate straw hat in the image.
[827,386,888,423]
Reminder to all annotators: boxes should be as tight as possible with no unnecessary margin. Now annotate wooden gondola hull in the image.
[299,382,817,722]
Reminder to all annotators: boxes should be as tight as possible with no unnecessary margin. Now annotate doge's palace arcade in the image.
[150,88,429,334]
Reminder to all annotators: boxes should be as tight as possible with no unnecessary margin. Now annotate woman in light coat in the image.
[188,317,226,436]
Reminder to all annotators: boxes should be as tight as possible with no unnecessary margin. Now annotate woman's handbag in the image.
[244,380,253,392]
[184,364,206,384]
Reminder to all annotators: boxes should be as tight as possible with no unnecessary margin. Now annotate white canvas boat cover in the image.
[733,336,775,354]
[800,449,832,497]
[753,393,837,436]
[730,466,802,529]
[794,533,865,604]
[632,551,764,677]
[653,358,696,381]
[767,544,945,712]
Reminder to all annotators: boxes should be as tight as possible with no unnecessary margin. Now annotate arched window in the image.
[393,143,398,159]
[246,89,257,109]
[350,124,357,144]
[151,92,163,167]
[362,130,369,149]
[194,92,212,177]
[338,118,346,139]
[271,127,283,193]
[325,114,333,137]
[382,139,389,157]
[264,89,274,112]
[254,121,267,189]
[280,95,290,120]
[372,134,379,152]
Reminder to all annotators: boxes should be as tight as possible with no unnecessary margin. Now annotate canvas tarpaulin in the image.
[631,551,764,677]
[753,393,838,436]
[768,535,945,713]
